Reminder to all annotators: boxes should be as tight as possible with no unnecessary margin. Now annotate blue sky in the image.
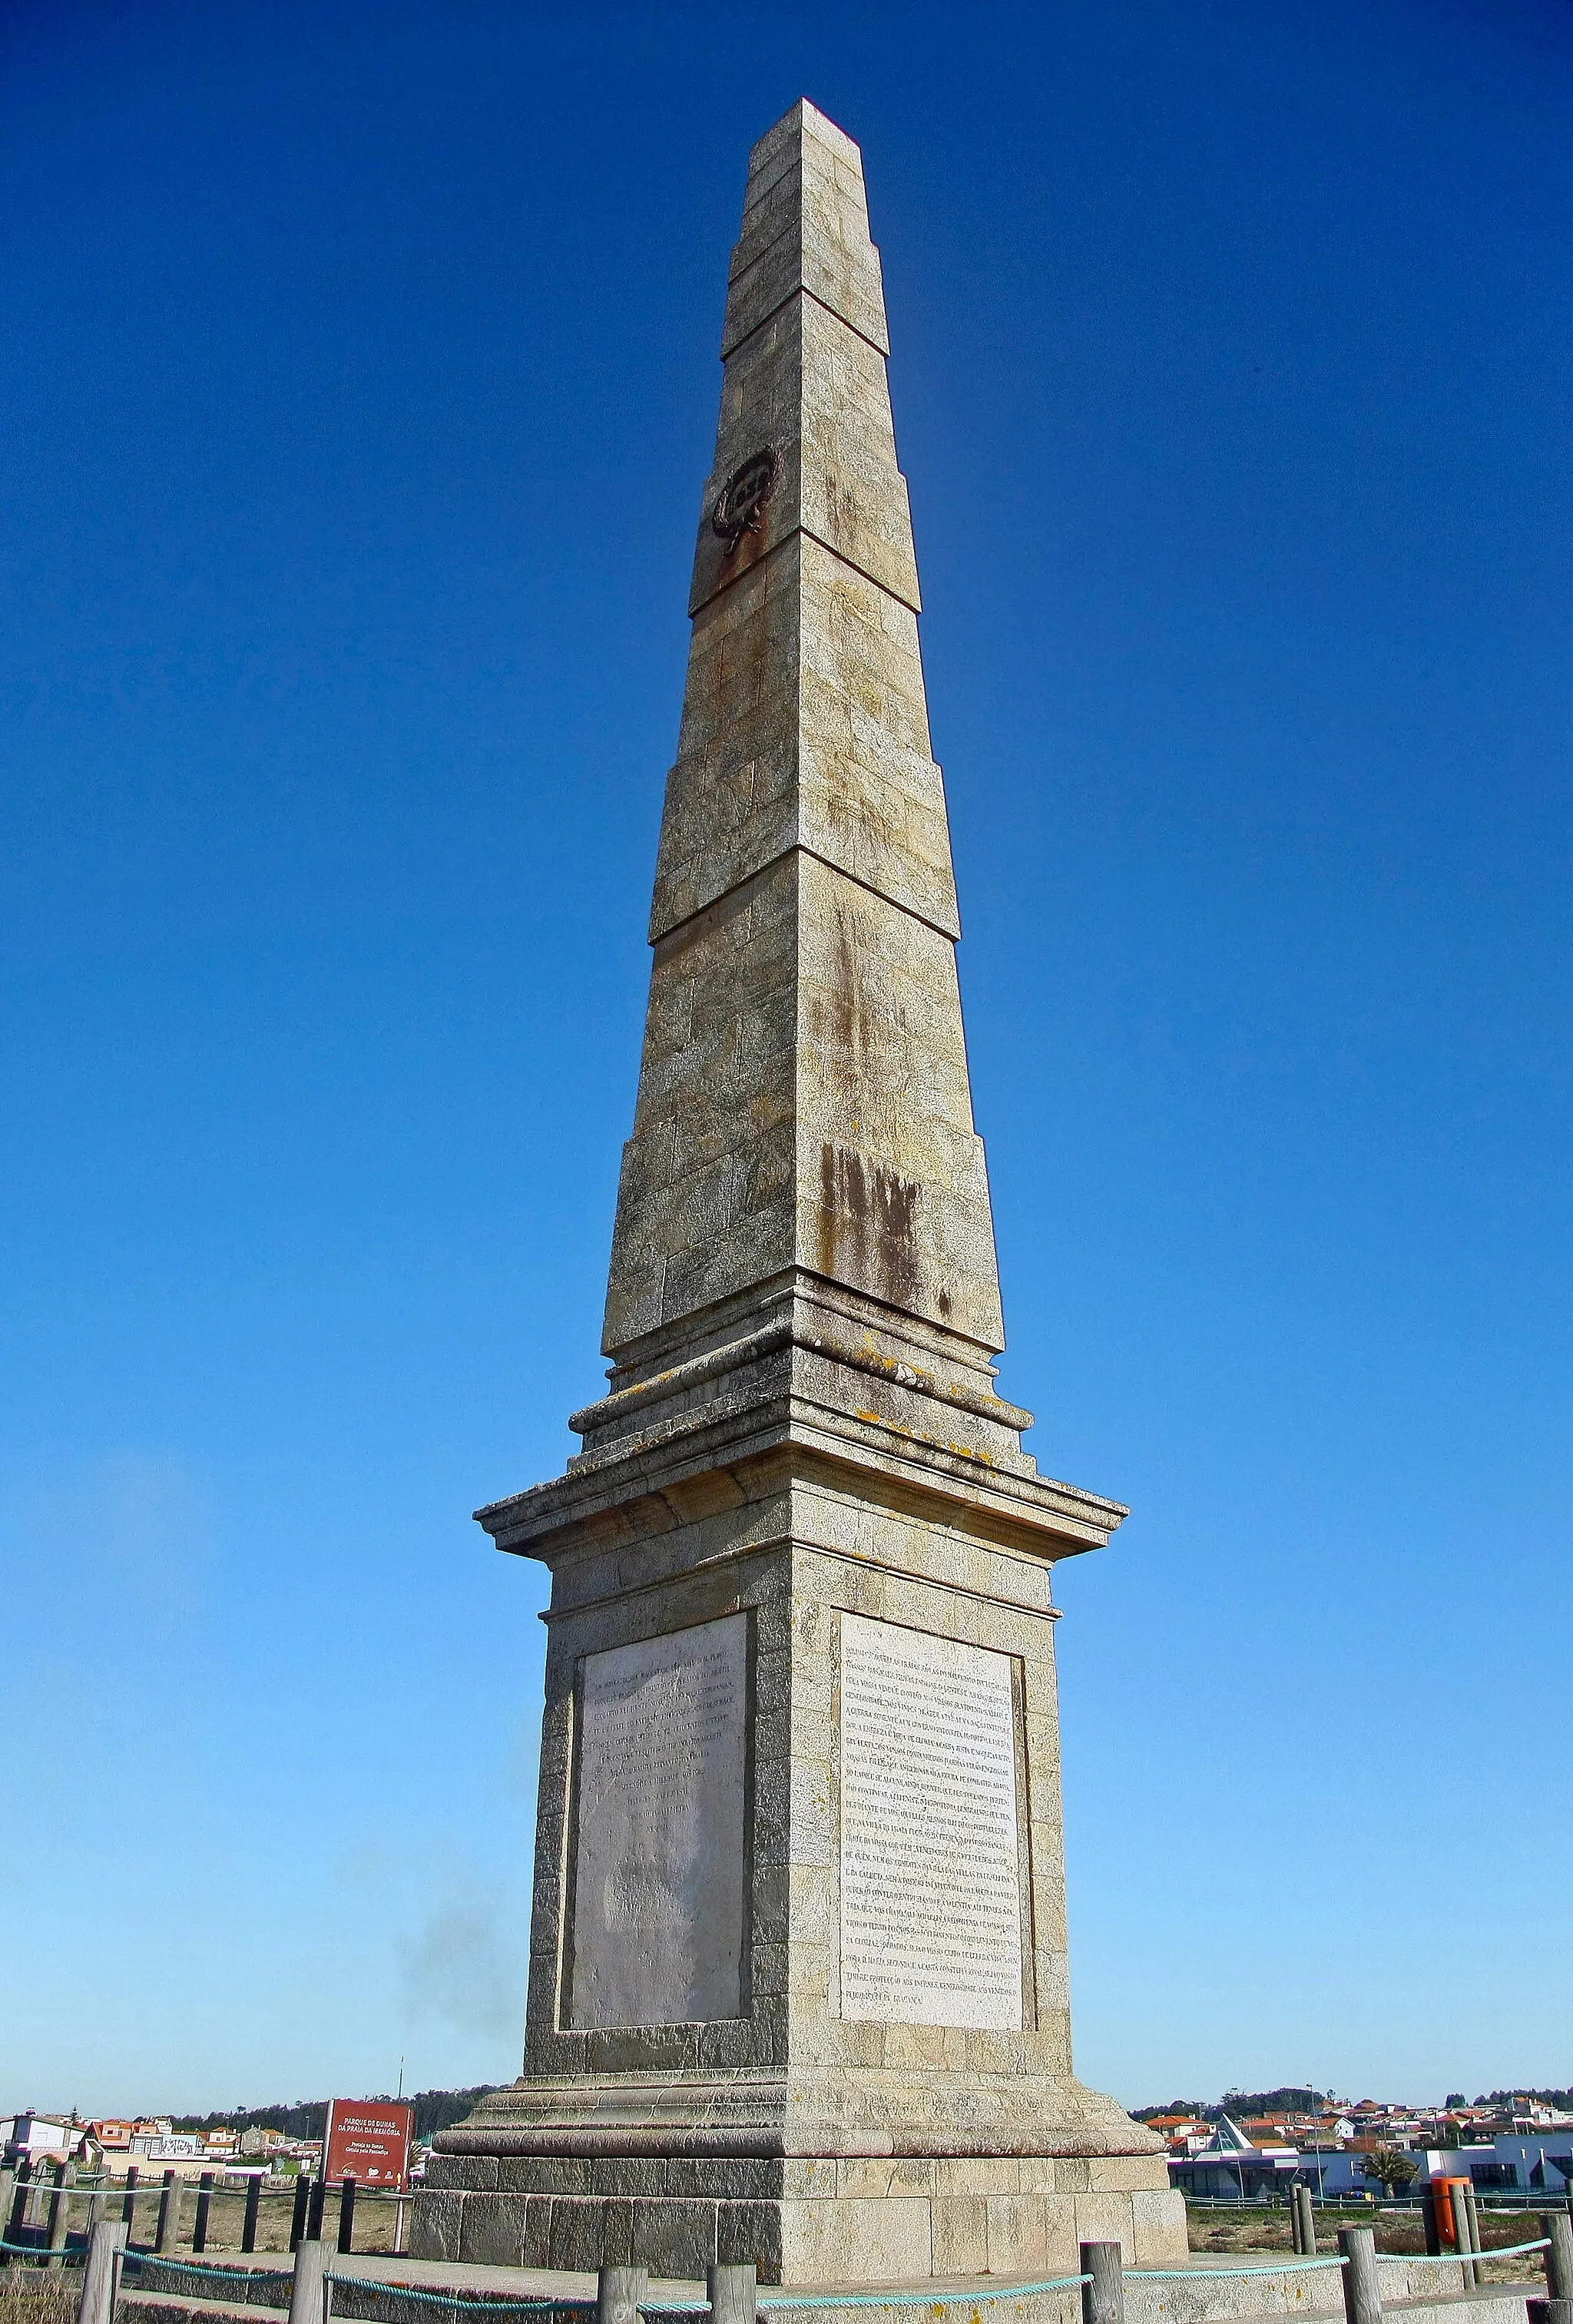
[3,0,1569,2117]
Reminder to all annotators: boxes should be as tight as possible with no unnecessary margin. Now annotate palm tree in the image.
[1362,2147,1419,2198]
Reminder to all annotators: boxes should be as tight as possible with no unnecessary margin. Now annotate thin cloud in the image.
[396,1898,524,2043]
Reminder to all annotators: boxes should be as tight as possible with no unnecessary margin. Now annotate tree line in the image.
[171,2087,501,2143]
[1134,2088,1327,2122]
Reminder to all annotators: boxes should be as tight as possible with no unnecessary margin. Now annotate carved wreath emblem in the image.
[711,444,780,556]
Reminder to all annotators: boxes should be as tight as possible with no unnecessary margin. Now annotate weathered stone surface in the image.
[567,1613,749,2030]
[838,1613,1023,2031]
[456,2193,524,2266]
[435,97,1185,2286]
[611,101,991,1366]
[410,2191,460,2260]
[720,104,890,362]
[630,2198,720,2277]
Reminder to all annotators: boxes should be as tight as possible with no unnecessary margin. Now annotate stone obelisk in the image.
[420,99,1184,2286]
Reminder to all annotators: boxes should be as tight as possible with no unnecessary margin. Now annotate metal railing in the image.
[0,2159,412,2266]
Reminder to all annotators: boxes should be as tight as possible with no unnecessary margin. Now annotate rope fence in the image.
[311,2279,1105,2322]
[32,2196,1569,2324]
[300,2243,1559,2322]
[328,2279,596,2313]
[124,2253,293,2287]
[81,2234,1564,2310]
[1403,2239,1551,2265]
[757,2280,1092,2310]
[1124,2259,1347,2280]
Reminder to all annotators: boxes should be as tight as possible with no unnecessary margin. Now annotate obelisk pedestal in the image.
[416,99,1185,2286]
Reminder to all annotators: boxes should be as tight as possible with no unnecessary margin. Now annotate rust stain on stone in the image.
[827,905,863,1064]
[818,1139,922,1311]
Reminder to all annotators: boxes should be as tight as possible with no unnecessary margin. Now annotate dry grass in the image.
[5,2187,406,2263]
[131,2187,404,2259]
[1184,2203,1553,2283]
[0,2269,78,2324]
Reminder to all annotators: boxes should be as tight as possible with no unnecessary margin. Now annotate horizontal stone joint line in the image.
[431,2123,1157,2158]
[650,837,959,954]
[725,209,810,289]
[535,1527,1065,1626]
[690,496,922,622]
[720,283,891,368]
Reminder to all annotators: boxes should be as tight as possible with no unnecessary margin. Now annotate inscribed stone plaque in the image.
[839,1610,1024,2030]
[568,1611,749,2029]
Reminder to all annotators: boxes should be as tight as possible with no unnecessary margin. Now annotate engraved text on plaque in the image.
[839,1611,1024,2030]
[568,1612,749,2029]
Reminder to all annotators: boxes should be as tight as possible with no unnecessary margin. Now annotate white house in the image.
[0,2117,75,2158]
[129,2133,206,2161]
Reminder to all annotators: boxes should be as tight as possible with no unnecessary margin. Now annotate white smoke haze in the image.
[397,1896,525,2042]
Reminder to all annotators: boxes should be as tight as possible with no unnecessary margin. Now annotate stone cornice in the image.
[475,1396,1126,1566]
[568,1315,1033,1440]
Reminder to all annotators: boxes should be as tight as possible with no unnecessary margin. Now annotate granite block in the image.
[931,2196,989,2276]
[520,2199,554,2269]
[631,2197,720,2277]
[986,2193,1048,2276]
[457,2193,524,2267]
[408,2192,460,2262]
[548,2198,608,2275]
[717,2201,783,2275]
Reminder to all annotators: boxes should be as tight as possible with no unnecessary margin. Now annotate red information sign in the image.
[322,2099,412,2191]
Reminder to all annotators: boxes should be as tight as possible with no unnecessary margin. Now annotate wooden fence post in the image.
[290,2174,310,2253]
[121,2167,139,2243]
[1542,2213,1573,2302]
[287,2239,332,2324]
[597,2264,647,2324]
[12,2158,35,2243]
[192,2171,214,2256]
[1291,2185,1316,2256]
[46,2160,72,2271]
[1458,2180,1480,2290]
[75,2221,127,2324]
[243,2175,263,2254]
[1081,2240,1126,2324]
[707,2262,757,2324]
[1422,2185,1441,2257]
[306,2176,326,2243]
[336,2177,356,2255]
[155,2171,182,2255]
[1338,2224,1383,2324]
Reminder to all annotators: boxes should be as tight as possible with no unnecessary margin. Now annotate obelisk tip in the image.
[746,97,865,183]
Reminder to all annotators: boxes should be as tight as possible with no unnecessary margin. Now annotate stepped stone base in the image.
[412,2152,1185,2284]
